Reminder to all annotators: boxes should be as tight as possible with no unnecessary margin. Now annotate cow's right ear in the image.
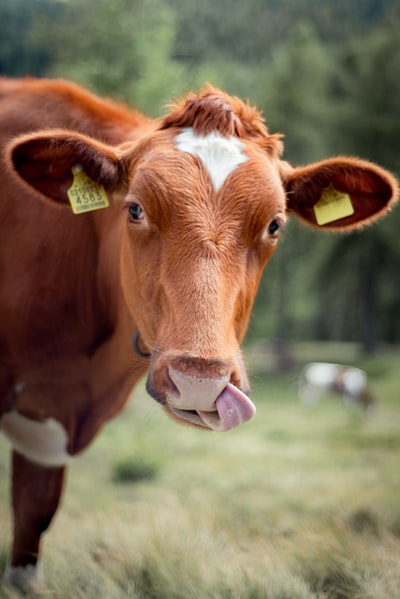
[8,130,126,206]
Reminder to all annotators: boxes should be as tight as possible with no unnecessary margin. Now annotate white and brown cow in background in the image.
[0,77,397,591]
[299,362,375,413]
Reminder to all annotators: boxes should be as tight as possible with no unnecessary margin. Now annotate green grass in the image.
[1,343,400,598]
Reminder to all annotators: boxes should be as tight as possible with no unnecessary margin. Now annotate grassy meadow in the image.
[0,343,399,598]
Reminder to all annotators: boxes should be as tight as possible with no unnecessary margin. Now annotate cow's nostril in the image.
[165,368,180,399]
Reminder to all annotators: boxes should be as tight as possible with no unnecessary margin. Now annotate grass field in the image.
[0,343,399,598]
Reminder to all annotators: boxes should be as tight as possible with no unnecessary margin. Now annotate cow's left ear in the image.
[284,157,398,230]
[9,129,125,206]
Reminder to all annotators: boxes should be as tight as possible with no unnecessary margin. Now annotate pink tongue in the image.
[198,383,256,432]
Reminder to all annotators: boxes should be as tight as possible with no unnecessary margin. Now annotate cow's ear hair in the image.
[284,157,398,231]
[9,130,125,206]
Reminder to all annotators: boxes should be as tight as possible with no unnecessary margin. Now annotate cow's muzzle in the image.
[165,367,256,432]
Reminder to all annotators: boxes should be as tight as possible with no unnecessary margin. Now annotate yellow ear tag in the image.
[313,183,354,226]
[67,165,109,214]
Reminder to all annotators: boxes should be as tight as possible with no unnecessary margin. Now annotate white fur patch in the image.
[175,127,248,191]
[0,411,70,466]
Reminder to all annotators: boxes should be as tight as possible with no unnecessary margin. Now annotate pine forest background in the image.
[2,0,400,354]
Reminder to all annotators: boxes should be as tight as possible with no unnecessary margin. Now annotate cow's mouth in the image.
[167,383,256,432]
[169,407,212,429]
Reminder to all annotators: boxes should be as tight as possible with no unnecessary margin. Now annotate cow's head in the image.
[8,85,398,431]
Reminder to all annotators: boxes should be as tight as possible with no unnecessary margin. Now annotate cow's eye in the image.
[263,217,285,243]
[268,219,280,236]
[128,203,144,222]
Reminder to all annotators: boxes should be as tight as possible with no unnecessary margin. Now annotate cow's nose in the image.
[168,367,229,411]
[166,366,256,432]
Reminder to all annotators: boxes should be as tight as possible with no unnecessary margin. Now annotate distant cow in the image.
[0,77,397,591]
[298,362,375,412]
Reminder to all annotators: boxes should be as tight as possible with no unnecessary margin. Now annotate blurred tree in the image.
[33,0,188,115]
[0,0,61,76]
[332,14,400,171]
[260,23,335,164]
[168,0,398,66]
[313,215,400,352]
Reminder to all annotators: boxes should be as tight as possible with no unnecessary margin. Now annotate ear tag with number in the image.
[67,165,109,214]
[313,183,354,226]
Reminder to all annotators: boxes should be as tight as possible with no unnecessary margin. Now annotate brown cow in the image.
[0,77,397,591]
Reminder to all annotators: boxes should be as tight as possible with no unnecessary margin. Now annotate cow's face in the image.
[9,87,398,431]
[119,128,286,429]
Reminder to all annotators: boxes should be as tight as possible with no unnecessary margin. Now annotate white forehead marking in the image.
[175,127,248,191]
[0,411,71,466]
